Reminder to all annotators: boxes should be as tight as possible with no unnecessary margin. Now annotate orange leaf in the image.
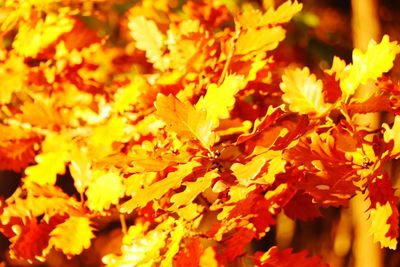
[155,94,215,149]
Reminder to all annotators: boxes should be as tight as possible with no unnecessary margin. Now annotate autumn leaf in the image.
[85,170,125,212]
[280,67,331,116]
[0,52,27,104]
[196,75,246,127]
[13,13,74,57]
[235,27,286,56]
[170,171,219,210]
[284,191,321,221]
[337,35,400,97]
[236,1,302,27]
[161,220,185,267]
[218,228,255,264]
[366,174,398,249]
[254,246,328,267]
[383,115,400,158]
[103,218,177,267]
[10,216,66,262]
[236,105,284,144]
[120,161,201,213]
[174,238,203,267]
[128,15,169,70]
[49,216,95,256]
[24,133,71,186]
[155,94,215,149]
[69,146,92,194]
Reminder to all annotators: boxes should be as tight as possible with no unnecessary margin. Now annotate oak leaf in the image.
[86,170,125,212]
[336,35,400,97]
[128,16,169,70]
[254,246,328,267]
[196,75,246,127]
[155,94,215,149]
[121,161,201,213]
[281,67,330,117]
[170,171,219,210]
[236,1,302,28]
[49,216,95,257]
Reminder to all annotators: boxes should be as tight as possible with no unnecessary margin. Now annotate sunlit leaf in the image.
[49,216,95,256]
[155,94,215,149]
[281,67,331,116]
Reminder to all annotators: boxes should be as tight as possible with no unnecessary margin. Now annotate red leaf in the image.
[323,73,342,103]
[11,215,67,261]
[174,238,203,267]
[348,95,391,114]
[228,190,275,234]
[368,173,399,242]
[59,19,101,51]
[218,228,255,264]
[0,138,37,172]
[284,191,321,221]
[237,106,284,145]
[254,246,328,267]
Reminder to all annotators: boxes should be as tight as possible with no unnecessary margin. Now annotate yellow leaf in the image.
[0,52,26,104]
[155,94,214,149]
[89,117,126,157]
[86,170,125,212]
[13,13,74,57]
[196,75,246,127]
[128,16,169,70]
[113,76,146,113]
[237,1,302,27]
[232,150,284,186]
[199,247,218,267]
[0,187,78,224]
[50,216,95,256]
[161,220,185,267]
[383,116,400,158]
[69,146,92,194]
[120,161,201,213]
[25,133,71,186]
[170,171,219,210]
[368,202,397,249]
[280,67,330,116]
[103,219,174,267]
[235,27,286,56]
[339,35,400,97]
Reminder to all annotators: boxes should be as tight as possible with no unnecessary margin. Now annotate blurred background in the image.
[1,0,400,266]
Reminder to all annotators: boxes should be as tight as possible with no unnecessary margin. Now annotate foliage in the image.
[0,0,399,266]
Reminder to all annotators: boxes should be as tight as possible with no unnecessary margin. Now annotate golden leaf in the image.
[170,171,219,210]
[237,1,302,28]
[69,146,92,194]
[155,94,214,149]
[383,116,400,158]
[113,76,146,113]
[161,220,185,267]
[86,170,125,212]
[0,52,26,104]
[103,218,175,267]
[13,13,74,57]
[280,67,330,116]
[49,216,95,256]
[338,35,400,97]
[199,247,218,267]
[25,134,71,186]
[128,16,169,70]
[196,75,246,127]
[368,202,397,249]
[120,161,201,213]
[235,27,286,56]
